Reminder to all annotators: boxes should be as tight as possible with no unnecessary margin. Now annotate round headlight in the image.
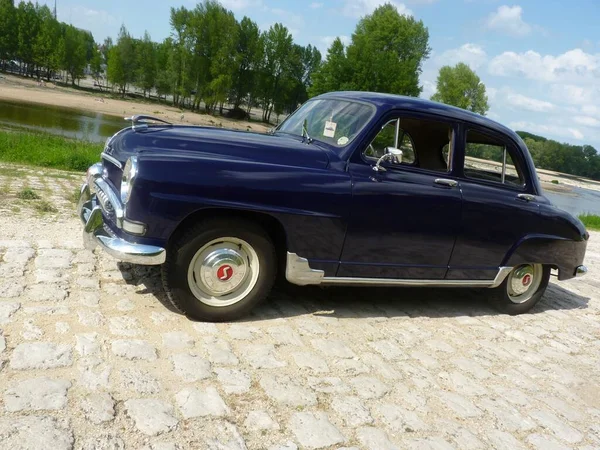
[121,156,138,204]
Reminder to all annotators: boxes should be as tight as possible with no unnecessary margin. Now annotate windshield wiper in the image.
[302,119,313,144]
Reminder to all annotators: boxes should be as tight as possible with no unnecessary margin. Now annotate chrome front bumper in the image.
[78,182,166,265]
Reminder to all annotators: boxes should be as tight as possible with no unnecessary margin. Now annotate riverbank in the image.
[0,73,269,133]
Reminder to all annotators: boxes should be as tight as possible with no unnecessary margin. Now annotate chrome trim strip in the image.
[78,182,165,265]
[575,265,587,277]
[101,152,123,169]
[285,252,324,285]
[285,251,513,289]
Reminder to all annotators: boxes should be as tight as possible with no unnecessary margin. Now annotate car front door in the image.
[447,127,541,280]
[339,114,462,280]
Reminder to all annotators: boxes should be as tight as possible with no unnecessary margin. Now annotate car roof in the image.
[316,91,523,145]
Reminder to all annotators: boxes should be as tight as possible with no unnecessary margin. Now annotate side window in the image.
[464,130,524,188]
[363,117,452,172]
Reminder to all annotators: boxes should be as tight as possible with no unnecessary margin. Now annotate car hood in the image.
[104,126,330,170]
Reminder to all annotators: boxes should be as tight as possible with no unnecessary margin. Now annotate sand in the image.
[0,73,269,133]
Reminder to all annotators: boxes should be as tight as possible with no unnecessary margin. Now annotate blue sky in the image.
[41,0,600,148]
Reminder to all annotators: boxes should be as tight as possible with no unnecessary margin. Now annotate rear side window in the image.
[464,130,524,188]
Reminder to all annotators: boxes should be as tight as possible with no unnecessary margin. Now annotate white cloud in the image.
[436,43,487,69]
[309,2,324,8]
[489,48,600,84]
[573,116,600,127]
[505,92,555,112]
[319,35,351,54]
[509,121,585,141]
[485,5,531,37]
[341,0,412,18]
[219,0,263,10]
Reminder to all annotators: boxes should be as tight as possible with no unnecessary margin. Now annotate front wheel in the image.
[487,263,550,315]
[161,219,277,322]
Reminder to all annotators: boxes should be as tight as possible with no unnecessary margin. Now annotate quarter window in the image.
[464,130,524,188]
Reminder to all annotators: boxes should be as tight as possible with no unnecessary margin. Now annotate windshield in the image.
[276,98,376,148]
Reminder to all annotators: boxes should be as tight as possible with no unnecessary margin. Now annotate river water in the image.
[1,99,599,216]
[0,98,123,143]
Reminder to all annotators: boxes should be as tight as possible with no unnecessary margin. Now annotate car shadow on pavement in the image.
[121,264,590,321]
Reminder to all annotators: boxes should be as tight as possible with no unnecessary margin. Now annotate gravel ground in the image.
[0,163,599,450]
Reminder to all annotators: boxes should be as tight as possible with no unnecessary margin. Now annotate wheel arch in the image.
[167,207,289,271]
[502,234,585,280]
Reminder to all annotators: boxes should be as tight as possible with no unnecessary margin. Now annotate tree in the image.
[0,0,17,70]
[61,25,88,85]
[136,31,157,97]
[107,26,137,96]
[431,62,489,115]
[345,4,430,96]
[90,44,104,89]
[33,5,60,80]
[309,37,349,96]
[260,23,293,122]
[232,16,262,112]
[16,1,40,76]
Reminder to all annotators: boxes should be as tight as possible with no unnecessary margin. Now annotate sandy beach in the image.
[0,73,270,133]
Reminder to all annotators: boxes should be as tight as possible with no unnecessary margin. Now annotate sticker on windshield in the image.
[324,121,337,138]
[337,136,349,145]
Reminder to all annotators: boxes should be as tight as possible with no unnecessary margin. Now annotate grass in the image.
[34,200,58,214]
[17,187,41,200]
[551,179,559,184]
[0,129,102,172]
[579,213,600,231]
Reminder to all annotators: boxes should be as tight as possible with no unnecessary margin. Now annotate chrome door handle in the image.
[517,193,536,202]
[434,178,458,187]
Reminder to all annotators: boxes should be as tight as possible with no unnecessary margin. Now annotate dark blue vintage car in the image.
[78,92,588,321]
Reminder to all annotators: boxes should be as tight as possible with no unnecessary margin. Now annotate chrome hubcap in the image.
[507,263,542,304]
[187,237,259,307]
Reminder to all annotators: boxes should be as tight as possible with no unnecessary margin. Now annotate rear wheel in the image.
[487,263,550,315]
[162,219,277,322]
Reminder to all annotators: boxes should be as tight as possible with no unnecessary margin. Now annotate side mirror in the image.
[386,147,403,164]
[373,148,403,172]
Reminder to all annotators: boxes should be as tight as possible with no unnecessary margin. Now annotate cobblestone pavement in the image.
[0,163,599,450]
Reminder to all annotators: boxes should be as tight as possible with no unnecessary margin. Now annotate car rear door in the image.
[447,127,541,280]
[339,113,462,280]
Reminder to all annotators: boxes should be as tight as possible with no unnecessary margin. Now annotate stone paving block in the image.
[10,342,73,369]
[374,404,428,432]
[259,374,317,407]
[25,284,68,302]
[172,353,211,382]
[349,376,390,399]
[292,351,329,373]
[244,410,280,430]
[356,427,397,450]
[311,338,356,358]
[215,367,251,394]
[530,409,583,444]
[112,339,157,361]
[4,377,71,411]
[162,331,195,349]
[80,393,115,424]
[175,386,230,418]
[242,343,286,369]
[289,412,345,449]
[0,416,73,450]
[331,396,373,427]
[119,368,161,394]
[125,399,178,436]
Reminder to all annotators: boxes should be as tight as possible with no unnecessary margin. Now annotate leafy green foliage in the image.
[311,4,430,97]
[0,130,102,171]
[431,63,489,115]
[521,134,600,180]
[578,214,600,231]
[0,0,17,66]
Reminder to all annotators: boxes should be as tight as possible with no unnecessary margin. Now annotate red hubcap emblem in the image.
[522,274,532,287]
[217,265,234,281]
